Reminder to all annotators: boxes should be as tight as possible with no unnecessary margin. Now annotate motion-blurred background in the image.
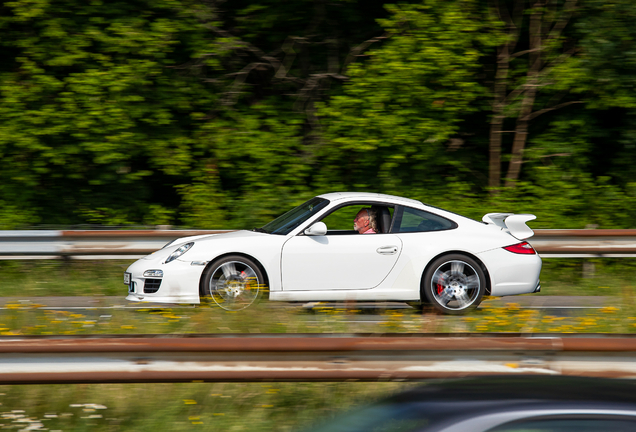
[1,1,636,431]
[1,0,634,231]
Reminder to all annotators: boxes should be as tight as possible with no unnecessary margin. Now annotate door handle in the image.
[377,246,398,255]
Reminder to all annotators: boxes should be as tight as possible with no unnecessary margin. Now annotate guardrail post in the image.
[582,260,595,278]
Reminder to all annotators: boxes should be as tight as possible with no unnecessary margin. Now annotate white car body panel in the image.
[281,234,403,290]
[125,192,542,309]
[126,257,203,304]
[477,247,542,296]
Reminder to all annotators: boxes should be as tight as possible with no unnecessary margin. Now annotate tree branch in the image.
[203,24,282,70]
[523,100,584,121]
[510,47,544,59]
[538,47,580,80]
[342,34,388,71]
[548,0,578,42]
[503,81,554,106]
[494,0,515,28]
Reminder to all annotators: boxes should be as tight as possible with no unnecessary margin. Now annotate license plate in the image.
[124,272,131,285]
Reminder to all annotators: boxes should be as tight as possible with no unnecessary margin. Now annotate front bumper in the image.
[124,257,206,304]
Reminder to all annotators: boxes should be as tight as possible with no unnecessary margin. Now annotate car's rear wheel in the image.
[202,255,264,311]
[423,254,485,315]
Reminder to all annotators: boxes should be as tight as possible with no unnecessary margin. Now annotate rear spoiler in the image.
[482,213,536,240]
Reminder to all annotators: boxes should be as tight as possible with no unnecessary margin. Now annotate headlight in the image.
[164,242,194,263]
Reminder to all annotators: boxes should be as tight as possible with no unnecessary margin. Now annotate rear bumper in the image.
[478,248,542,297]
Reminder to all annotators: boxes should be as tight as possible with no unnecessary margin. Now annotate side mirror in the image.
[304,221,327,236]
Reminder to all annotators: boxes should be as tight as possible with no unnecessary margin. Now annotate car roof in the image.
[317,192,424,207]
[391,376,636,404]
[316,192,482,226]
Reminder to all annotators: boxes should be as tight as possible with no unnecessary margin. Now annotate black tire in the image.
[202,255,265,311]
[422,254,486,315]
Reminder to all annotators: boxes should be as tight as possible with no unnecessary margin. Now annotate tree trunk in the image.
[489,43,510,190]
[489,0,522,192]
[489,116,503,190]
[505,1,544,187]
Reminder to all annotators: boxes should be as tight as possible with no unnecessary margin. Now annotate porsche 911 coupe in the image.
[124,192,542,314]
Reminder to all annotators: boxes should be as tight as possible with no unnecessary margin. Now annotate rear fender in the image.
[419,251,492,298]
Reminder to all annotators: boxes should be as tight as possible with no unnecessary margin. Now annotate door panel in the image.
[282,234,402,290]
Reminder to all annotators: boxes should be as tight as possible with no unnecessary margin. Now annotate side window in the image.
[320,205,360,232]
[394,207,456,233]
[319,204,394,234]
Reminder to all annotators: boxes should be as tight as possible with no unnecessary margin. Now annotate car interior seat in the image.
[372,206,392,233]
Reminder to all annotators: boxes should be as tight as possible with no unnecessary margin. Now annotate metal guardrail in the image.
[529,230,636,258]
[0,229,229,259]
[0,229,636,259]
[0,334,636,384]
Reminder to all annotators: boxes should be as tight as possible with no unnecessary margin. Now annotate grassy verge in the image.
[534,258,636,297]
[0,258,634,298]
[0,257,633,336]
[0,259,134,297]
[0,293,634,336]
[0,258,634,431]
[0,381,414,432]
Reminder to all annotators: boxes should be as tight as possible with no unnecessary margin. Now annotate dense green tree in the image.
[315,0,502,199]
[0,0,635,230]
[172,0,398,227]
[0,0,213,226]
[488,0,582,189]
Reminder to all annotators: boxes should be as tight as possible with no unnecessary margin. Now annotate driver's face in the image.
[353,211,368,232]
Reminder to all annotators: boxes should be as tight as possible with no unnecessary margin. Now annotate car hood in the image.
[142,230,269,261]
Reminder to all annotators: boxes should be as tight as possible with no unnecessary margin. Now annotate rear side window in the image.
[393,207,457,233]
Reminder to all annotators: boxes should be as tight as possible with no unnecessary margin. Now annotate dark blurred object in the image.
[300,375,636,432]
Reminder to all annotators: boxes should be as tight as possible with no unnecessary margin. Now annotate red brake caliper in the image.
[436,274,444,295]
[240,270,250,292]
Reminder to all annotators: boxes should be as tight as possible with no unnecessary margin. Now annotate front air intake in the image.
[144,279,162,293]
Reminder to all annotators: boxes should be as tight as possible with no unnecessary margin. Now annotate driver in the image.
[353,208,377,234]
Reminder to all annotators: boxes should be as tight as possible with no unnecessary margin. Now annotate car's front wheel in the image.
[202,255,264,311]
[423,254,485,315]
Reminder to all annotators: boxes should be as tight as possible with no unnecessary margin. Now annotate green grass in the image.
[0,258,634,298]
[0,258,635,431]
[0,290,634,336]
[535,258,636,297]
[0,257,634,337]
[0,259,134,297]
[0,381,415,432]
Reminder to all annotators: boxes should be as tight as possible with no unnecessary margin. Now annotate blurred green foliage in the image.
[0,256,632,304]
[0,381,412,432]
[0,257,635,336]
[0,0,635,229]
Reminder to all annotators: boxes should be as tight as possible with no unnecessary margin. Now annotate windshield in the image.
[260,197,329,235]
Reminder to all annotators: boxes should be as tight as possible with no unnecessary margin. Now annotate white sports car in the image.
[125,192,542,314]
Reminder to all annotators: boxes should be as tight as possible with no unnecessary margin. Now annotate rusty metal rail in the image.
[1,334,636,384]
[1,229,636,259]
[529,229,636,257]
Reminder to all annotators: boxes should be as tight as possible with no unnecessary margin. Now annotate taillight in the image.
[503,242,536,254]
